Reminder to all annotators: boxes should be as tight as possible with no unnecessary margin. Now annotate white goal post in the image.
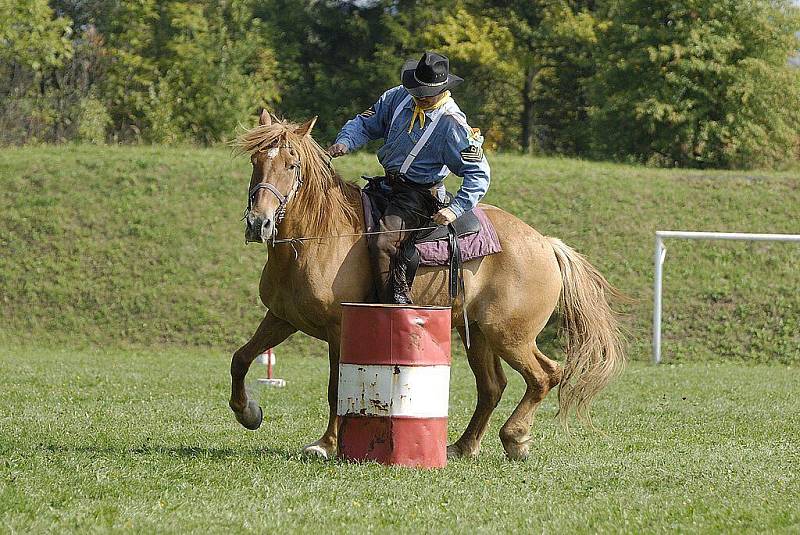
[653,230,800,364]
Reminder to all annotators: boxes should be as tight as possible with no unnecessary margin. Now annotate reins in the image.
[271,226,438,244]
[268,226,438,260]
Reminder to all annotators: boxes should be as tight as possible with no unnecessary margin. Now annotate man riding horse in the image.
[327,51,490,304]
[231,57,625,459]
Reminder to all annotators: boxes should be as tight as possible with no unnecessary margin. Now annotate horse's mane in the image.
[232,120,361,236]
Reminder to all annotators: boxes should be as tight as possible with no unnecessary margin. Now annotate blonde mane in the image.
[232,119,361,236]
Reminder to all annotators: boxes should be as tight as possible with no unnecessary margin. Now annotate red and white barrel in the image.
[337,303,451,468]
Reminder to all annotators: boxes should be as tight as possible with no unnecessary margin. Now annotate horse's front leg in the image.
[303,341,340,460]
[229,310,296,430]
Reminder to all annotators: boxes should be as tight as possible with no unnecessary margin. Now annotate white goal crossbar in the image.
[653,230,800,364]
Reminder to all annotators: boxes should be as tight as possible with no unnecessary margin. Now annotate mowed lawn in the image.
[1,341,798,533]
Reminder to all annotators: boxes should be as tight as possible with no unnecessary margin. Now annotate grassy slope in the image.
[1,345,798,533]
[1,145,799,362]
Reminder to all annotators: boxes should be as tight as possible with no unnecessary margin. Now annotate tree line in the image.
[2,0,799,168]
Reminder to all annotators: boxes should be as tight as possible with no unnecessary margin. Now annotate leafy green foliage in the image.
[1,0,280,144]
[0,0,73,70]
[146,1,280,144]
[588,0,800,167]
[0,0,73,143]
[423,6,523,149]
[76,94,112,144]
[2,0,799,167]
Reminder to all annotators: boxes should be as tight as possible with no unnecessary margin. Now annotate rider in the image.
[327,51,491,304]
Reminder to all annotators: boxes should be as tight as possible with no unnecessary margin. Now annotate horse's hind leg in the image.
[534,346,562,390]
[229,311,296,430]
[448,327,507,459]
[490,339,558,461]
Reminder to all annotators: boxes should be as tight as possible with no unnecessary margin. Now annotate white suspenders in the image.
[388,94,454,176]
[389,94,412,129]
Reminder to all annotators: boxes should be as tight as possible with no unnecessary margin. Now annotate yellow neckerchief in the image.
[408,91,451,133]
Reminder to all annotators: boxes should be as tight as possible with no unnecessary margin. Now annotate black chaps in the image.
[366,173,444,304]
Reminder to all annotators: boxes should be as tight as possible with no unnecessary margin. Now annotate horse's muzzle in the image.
[245,213,273,243]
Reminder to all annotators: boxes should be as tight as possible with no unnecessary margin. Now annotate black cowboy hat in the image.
[401,51,463,98]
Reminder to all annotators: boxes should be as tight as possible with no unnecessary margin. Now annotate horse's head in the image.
[242,110,317,242]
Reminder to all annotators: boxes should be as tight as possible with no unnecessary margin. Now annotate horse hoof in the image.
[502,441,530,461]
[233,399,263,430]
[447,443,478,460]
[302,443,333,460]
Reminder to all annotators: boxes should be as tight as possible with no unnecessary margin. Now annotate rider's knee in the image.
[375,233,397,256]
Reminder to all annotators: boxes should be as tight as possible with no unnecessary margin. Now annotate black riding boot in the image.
[388,252,413,304]
[370,214,414,304]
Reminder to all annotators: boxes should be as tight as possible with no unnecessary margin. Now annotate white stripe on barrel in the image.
[337,364,450,418]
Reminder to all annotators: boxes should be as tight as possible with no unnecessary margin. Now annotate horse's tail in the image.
[547,237,627,423]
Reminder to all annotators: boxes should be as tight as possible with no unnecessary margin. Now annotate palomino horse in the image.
[229,110,625,460]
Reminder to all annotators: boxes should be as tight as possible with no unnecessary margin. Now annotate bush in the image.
[77,95,111,144]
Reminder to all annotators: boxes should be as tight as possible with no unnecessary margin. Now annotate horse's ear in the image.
[258,108,271,126]
[294,116,318,137]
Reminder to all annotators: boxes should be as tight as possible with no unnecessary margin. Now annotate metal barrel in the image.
[337,303,451,468]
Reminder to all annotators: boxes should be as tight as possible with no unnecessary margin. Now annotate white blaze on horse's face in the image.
[246,146,298,243]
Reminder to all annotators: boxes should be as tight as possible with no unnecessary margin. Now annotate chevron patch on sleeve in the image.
[359,107,376,118]
[460,145,484,162]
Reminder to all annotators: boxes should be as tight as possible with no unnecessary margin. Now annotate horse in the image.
[228,109,626,460]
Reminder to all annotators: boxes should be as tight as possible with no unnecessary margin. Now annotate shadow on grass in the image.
[27,444,477,468]
[36,443,300,461]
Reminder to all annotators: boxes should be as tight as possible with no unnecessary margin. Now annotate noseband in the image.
[245,144,303,226]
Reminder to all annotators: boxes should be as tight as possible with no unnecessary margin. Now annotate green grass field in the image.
[1,344,798,533]
[1,145,799,532]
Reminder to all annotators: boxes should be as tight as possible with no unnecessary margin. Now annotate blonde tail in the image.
[548,238,627,423]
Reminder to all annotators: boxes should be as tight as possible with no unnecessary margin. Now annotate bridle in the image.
[244,143,303,228]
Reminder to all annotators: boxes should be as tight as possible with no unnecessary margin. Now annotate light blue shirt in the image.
[334,85,490,217]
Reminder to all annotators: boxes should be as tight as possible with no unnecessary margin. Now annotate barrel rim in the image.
[340,302,451,311]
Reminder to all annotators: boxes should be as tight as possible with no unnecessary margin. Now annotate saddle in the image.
[399,191,478,301]
[412,194,482,243]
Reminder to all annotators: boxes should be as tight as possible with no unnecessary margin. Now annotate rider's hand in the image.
[432,207,458,225]
[327,143,348,158]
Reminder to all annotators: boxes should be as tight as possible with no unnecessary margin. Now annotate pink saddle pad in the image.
[361,191,502,267]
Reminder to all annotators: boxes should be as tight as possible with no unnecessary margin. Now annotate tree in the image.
[254,0,439,143]
[0,0,73,143]
[145,0,279,143]
[425,0,598,153]
[423,6,522,149]
[588,0,800,168]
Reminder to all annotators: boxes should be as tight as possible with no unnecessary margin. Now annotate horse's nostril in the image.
[262,219,272,230]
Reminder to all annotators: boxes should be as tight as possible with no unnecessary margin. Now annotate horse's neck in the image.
[266,173,364,295]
